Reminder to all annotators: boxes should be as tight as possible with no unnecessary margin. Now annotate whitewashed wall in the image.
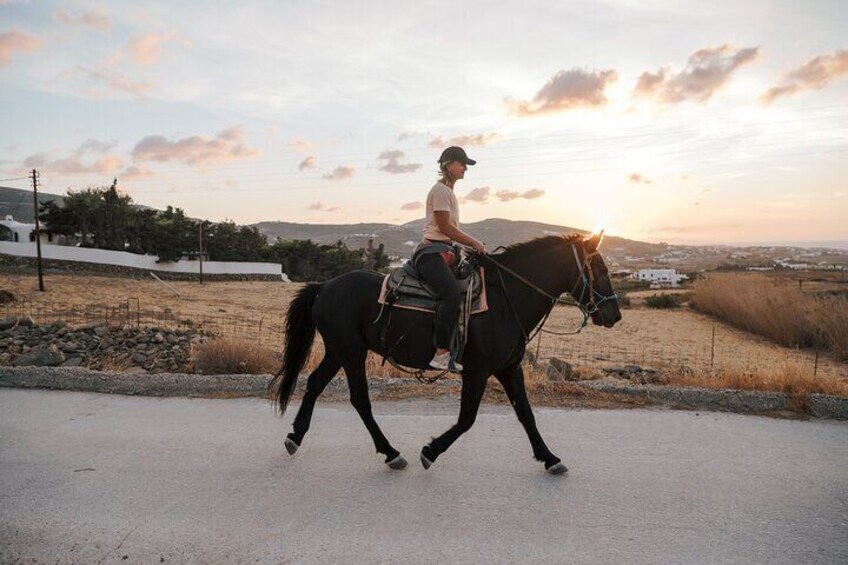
[0,241,284,277]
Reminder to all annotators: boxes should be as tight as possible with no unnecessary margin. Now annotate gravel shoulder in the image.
[1,366,846,420]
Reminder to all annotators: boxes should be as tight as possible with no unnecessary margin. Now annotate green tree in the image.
[149,206,196,262]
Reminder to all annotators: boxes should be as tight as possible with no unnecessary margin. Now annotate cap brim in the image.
[465,158,476,166]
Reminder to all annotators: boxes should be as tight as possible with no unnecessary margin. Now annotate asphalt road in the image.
[1,389,846,565]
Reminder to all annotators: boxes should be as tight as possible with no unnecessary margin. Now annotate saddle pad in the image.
[378,267,488,314]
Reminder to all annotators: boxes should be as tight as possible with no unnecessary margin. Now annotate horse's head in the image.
[566,232,621,328]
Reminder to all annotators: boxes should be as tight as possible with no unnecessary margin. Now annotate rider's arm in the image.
[434,211,486,253]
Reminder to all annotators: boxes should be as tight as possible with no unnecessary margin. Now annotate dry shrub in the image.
[692,273,848,360]
[92,354,134,372]
[667,362,848,410]
[192,337,279,375]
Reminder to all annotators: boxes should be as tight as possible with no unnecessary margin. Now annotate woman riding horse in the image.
[271,229,621,474]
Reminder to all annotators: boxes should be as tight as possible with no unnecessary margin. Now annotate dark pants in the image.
[417,253,460,350]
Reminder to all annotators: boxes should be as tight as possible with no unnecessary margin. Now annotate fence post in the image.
[710,325,715,370]
[813,350,818,376]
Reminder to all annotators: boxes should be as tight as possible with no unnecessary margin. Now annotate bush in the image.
[645,293,684,309]
[191,337,279,374]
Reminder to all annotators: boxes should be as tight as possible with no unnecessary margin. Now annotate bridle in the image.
[482,239,618,343]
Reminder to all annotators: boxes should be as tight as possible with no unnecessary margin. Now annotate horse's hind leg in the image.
[343,353,406,470]
[420,372,487,469]
[495,363,566,474]
[285,354,342,454]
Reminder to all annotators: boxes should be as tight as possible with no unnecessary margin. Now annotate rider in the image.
[416,146,487,371]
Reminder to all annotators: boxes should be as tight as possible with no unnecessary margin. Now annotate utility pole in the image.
[198,220,205,285]
[31,169,45,291]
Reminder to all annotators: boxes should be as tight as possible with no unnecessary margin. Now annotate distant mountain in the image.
[252,218,663,260]
[0,186,65,223]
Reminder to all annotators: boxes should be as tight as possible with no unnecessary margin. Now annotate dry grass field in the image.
[2,270,846,401]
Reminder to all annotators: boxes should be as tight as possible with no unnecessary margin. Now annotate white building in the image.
[0,215,53,245]
[631,268,688,288]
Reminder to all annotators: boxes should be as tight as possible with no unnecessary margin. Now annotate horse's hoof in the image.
[386,455,408,470]
[546,462,568,475]
[284,437,299,455]
[420,452,433,470]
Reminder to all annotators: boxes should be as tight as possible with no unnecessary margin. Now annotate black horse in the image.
[271,232,621,473]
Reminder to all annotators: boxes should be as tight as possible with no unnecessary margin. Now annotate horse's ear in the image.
[585,230,604,251]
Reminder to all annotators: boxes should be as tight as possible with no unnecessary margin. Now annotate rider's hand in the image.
[472,240,487,255]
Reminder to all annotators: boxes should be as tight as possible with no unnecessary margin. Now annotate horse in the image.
[270,232,621,474]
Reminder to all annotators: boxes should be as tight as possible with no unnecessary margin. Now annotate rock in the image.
[131,353,148,363]
[0,316,34,331]
[13,344,65,367]
[61,342,79,352]
[0,289,16,305]
[153,332,165,343]
[94,326,108,337]
[125,366,148,375]
[547,357,574,381]
[61,356,84,367]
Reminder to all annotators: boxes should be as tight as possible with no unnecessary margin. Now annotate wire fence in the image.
[2,298,844,379]
[2,299,287,346]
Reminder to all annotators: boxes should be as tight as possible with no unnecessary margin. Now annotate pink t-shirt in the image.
[423,181,459,242]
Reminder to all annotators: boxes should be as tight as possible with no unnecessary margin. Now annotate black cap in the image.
[438,146,476,166]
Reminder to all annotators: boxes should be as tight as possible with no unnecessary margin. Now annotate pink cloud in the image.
[129,32,175,65]
[761,49,848,103]
[298,156,316,171]
[628,173,652,184]
[22,139,123,176]
[400,201,423,210]
[307,201,340,212]
[378,150,422,174]
[506,68,618,116]
[132,126,261,168]
[121,165,155,181]
[55,9,111,31]
[322,166,355,181]
[634,45,759,103]
[0,30,41,67]
[428,133,500,149]
[461,186,545,204]
[82,66,155,95]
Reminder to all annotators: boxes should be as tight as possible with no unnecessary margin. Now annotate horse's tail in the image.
[270,282,322,415]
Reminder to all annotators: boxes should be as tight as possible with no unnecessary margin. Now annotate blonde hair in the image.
[438,161,454,186]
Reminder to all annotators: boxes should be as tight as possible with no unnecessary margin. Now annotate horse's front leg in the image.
[495,363,566,474]
[420,372,487,469]
[343,355,407,470]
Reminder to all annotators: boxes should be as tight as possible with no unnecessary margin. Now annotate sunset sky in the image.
[1,0,846,246]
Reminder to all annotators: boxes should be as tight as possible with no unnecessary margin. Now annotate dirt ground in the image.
[3,270,845,381]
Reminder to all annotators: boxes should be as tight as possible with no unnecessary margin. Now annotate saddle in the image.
[378,265,488,315]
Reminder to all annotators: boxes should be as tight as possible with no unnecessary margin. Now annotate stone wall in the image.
[1,316,206,373]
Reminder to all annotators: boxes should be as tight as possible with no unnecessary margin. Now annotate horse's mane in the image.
[491,233,584,264]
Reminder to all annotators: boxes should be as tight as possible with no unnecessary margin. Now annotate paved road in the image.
[1,389,846,564]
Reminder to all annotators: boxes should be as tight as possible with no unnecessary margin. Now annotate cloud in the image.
[81,66,155,94]
[628,173,652,184]
[129,32,175,65]
[400,201,423,210]
[494,188,546,202]
[132,126,260,168]
[298,156,316,171]
[460,186,544,204]
[461,186,491,203]
[634,45,759,104]
[307,201,340,212]
[397,131,420,141]
[322,166,355,181]
[22,139,123,175]
[289,139,314,152]
[761,49,848,103]
[506,68,618,116]
[121,165,155,180]
[377,150,422,174]
[428,133,500,149]
[55,9,111,31]
[0,30,42,67]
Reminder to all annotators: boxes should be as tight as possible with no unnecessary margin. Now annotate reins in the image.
[478,240,617,343]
